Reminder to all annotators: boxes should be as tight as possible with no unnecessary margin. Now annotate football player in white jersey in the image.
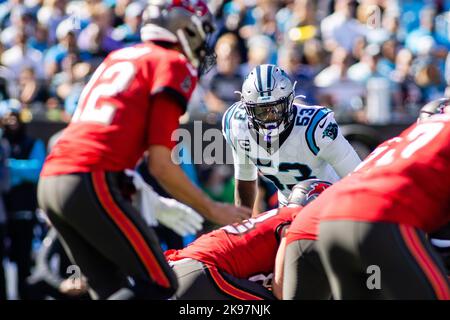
[222,64,361,208]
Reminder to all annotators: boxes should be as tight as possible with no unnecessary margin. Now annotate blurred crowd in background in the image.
[0,0,449,299]
[0,0,449,125]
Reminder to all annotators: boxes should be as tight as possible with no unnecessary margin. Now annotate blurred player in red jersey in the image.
[37,0,251,300]
[313,98,450,299]
[272,180,333,300]
[419,99,450,277]
[164,179,329,300]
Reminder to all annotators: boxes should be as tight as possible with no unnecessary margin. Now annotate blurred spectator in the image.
[390,48,423,117]
[28,23,49,53]
[365,10,401,44]
[315,47,365,119]
[239,0,279,41]
[0,65,9,102]
[302,38,326,74]
[241,34,277,75]
[278,0,318,45]
[17,67,49,110]
[0,123,9,300]
[412,55,446,102]
[320,0,366,52]
[278,43,318,104]
[203,33,244,115]
[44,18,89,79]
[111,0,132,27]
[405,6,449,57]
[44,97,65,122]
[1,5,36,49]
[445,52,450,95]
[2,109,45,299]
[51,53,91,121]
[348,44,383,84]
[111,1,143,45]
[377,38,398,78]
[37,0,68,45]
[222,0,256,34]
[0,0,17,29]
[77,3,123,59]
[1,31,44,80]
[351,35,367,62]
[315,46,350,88]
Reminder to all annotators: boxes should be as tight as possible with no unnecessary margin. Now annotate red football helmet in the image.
[141,0,216,75]
[287,179,332,207]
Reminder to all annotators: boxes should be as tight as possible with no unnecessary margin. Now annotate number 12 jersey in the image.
[41,42,197,176]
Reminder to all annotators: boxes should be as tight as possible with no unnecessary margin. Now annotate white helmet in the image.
[240,64,296,140]
[141,0,216,75]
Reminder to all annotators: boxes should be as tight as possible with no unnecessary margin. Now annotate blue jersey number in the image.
[295,108,315,126]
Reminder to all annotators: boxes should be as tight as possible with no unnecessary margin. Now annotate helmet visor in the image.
[245,94,292,125]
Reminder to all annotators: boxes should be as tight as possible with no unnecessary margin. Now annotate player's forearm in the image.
[320,135,361,177]
[273,236,287,300]
[148,146,214,219]
[235,179,257,209]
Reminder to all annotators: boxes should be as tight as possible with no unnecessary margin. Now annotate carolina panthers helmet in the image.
[141,0,216,75]
[287,179,332,207]
[417,98,450,121]
[240,64,296,140]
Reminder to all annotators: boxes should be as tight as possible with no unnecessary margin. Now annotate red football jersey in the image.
[41,42,197,176]
[165,207,297,279]
[317,114,450,233]
[286,202,321,244]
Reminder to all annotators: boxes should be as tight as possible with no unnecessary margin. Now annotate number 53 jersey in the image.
[222,103,361,205]
[41,42,197,176]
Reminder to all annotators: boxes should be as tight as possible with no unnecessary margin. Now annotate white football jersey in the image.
[222,102,361,205]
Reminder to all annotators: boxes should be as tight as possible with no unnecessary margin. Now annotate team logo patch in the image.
[306,182,331,201]
[322,122,338,140]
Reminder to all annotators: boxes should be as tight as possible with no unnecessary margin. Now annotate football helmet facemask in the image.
[239,64,296,141]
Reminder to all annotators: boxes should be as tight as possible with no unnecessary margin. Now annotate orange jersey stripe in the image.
[91,171,171,288]
[399,225,450,300]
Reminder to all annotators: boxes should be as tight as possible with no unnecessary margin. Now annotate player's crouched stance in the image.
[222,64,361,209]
[273,181,333,300]
[315,99,450,299]
[165,179,329,300]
